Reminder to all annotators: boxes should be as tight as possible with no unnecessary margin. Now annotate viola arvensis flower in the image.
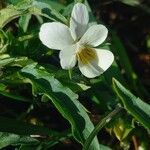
[39,3,114,78]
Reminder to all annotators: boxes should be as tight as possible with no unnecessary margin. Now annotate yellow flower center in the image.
[76,47,97,65]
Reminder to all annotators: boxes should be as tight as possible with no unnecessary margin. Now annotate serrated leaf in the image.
[113,78,150,132]
[20,63,100,150]
[0,132,39,149]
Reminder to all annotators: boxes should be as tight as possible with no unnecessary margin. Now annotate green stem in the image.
[82,106,123,150]
[18,33,37,41]
[68,69,72,80]
[74,0,83,3]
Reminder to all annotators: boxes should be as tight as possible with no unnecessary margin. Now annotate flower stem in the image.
[74,0,83,3]
[82,106,123,150]
[68,69,72,80]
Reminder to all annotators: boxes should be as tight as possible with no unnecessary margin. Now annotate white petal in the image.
[59,45,77,69]
[79,25,108,47]
[78,60,104,78]
[95,49,114,71]
[78,49,114,78]
[70,3,89,41]
[39,22,74,50]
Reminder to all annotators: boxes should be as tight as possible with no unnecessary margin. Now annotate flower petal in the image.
[70,3,89,41]
[78,49,114,78]
[95,48,114,71]
[39,22,74,50]
[79,24,108,47]
[78,59,104,78]
[59,45,77,69]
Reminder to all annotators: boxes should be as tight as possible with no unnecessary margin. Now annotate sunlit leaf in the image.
[0,5,23,28]
[0,57,15,67]
[0,0,67,28]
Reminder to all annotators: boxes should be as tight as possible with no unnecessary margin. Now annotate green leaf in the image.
[0,132,39,149]
[19,14,32,33]
[0,0,68,28]
[112,118,133,141]
[0,30,9,54]
[0,57,15,67]
[36,0,65,11]
[0,56,33,68]
[28,0,68,24]
[119,0,140,6]
[113,78,150,132]
[0,5,24,28]
[20,63,100,150]
[19,144,43,150]
[99,144,112,150]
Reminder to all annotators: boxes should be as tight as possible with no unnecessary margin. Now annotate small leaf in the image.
[0,57,15,67]
[0,132,39,149]
[0,5,24,28]
[119,0,140,6]
[0,30,9,54]
[113,78,150,132]
[0,56,33,68]
[19,14,32,33]
[113,118,133,141]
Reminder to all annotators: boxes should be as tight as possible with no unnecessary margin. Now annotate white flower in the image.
[39,3,114,78]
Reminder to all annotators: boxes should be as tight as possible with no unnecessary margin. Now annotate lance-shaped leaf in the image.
[20,63,100,150]
[113,78,150,132]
